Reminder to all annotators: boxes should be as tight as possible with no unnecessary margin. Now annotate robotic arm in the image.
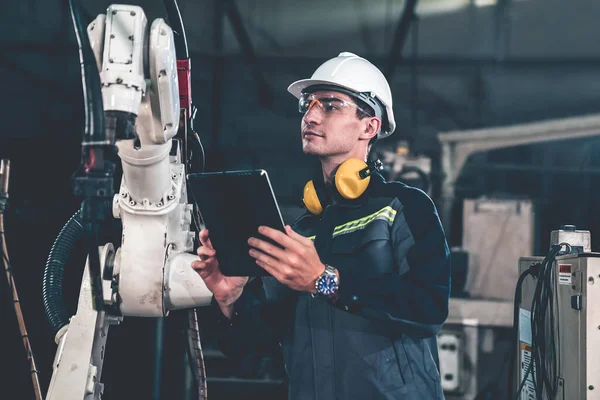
[45,5,212,399]
[90,4,210,317]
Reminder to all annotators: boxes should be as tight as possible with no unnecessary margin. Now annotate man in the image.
[192,52,451,400]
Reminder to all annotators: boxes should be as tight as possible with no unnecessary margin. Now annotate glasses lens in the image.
[299,93,371,117]
[298,94,311,113]
[319,98,346,114]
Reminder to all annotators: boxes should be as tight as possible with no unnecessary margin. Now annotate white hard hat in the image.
[288,52,395,139]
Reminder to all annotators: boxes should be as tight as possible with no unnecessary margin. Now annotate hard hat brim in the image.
[287,79,359,99]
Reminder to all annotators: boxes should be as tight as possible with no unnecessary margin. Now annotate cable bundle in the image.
[516,242,570,400]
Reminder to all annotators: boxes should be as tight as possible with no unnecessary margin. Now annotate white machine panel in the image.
[516,253,600,399]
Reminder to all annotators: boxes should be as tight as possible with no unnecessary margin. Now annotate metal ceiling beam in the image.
[384,0,419,80]
[221,0,272,106]
[437,113,600,235]
[211,0,274,156]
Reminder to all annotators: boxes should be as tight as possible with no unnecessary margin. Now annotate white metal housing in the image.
[99,5,147,115]
[46,245,122,400]
[516,253,599,399]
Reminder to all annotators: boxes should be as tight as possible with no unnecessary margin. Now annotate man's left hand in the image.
[248,225,325,293]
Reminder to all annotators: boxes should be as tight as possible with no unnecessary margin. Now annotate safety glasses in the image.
[298,93,372,117]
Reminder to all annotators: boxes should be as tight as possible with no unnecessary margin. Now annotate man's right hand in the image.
[191,229,248,319]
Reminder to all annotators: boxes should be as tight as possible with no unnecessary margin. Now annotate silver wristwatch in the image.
[314,264,339,297]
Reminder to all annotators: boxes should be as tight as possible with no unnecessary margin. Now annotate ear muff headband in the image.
[302,158,380,215]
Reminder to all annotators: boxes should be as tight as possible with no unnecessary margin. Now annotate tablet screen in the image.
[187,169,285,276]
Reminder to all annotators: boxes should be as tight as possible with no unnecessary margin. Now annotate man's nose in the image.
[303,105,322,125]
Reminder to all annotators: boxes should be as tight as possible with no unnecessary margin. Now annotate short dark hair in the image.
[353,97,374,120]
[353,97,378,147]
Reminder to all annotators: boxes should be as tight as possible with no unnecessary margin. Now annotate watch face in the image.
[317,274,338,295]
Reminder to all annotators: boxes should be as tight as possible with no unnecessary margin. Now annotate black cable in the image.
[515,243,569,400]
[518,251,548,399]
[532,244,565,400]
[503,262,540,399]
[42,207,83,335]
[474,260,543,400]
[67,0,104,147]
[162,0,189,59]
[68,0,113,312]
[188,128,206,173]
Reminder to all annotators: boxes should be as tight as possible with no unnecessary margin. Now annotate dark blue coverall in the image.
[212,172,451,400]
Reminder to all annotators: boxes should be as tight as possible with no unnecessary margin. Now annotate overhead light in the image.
[416,0,470,16]
[474,0,497,7]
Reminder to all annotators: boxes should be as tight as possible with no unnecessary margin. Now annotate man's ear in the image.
[359,116,381,141]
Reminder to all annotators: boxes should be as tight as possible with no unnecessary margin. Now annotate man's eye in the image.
[323,103,339,112]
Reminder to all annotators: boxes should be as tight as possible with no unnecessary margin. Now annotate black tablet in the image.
[187,169,286,276]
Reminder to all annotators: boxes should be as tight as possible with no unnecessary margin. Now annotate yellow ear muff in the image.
[303,180,323,215]
[334,158,371,199]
